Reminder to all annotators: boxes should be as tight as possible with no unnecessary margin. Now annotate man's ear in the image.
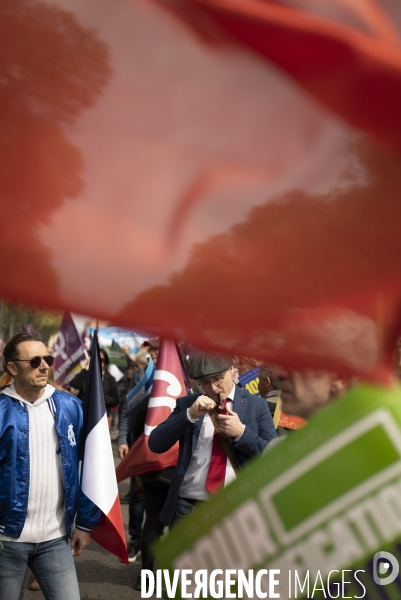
[7,361,18,377]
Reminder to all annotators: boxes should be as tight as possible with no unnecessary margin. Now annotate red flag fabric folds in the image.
[2,0,401,378]
[116,339,185,482]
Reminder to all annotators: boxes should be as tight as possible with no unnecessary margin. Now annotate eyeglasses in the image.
[12,355,54,369]
[198,372,226,387]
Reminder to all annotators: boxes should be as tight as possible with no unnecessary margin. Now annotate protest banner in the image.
[239,367,260,396]
[273,398,306,431]
[103,339,129,382]
[104,339,129,371]
[125,358,155,419]
[153,384,401,599]
[88,327,147,354]
[53,311,86,386]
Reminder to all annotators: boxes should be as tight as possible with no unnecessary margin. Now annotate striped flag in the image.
[79,331,128,563]
[116,339,185,482]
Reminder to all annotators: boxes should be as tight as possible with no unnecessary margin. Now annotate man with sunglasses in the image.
[149,350,277,527]
[0,332,100,600]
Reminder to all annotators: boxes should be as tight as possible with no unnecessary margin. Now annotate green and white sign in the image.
[153,384,401,599]
[104,343,128,370]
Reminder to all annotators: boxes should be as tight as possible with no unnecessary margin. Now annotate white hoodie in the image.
[0,383,67,542]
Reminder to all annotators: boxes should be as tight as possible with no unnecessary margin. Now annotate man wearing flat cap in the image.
[149,351,277,526]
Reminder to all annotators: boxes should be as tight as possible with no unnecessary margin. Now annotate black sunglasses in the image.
[12,355,54,369]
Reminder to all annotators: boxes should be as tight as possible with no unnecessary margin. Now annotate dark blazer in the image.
[149,385,277,525]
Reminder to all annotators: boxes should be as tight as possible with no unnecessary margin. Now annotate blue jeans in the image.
[128,477,145,541]
[0,536,80,600]
[172,497,204,526]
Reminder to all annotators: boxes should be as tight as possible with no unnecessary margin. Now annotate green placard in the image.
[153,384,401,599]
[104,344,127,369]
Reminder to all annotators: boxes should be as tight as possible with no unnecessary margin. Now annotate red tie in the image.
[206,400,227,494]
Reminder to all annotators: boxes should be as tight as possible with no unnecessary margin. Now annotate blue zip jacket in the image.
[0,388,101,539]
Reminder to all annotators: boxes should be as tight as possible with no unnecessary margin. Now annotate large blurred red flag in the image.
[2,0,401,379]
[166,0,401,151]
[116,339,185,482]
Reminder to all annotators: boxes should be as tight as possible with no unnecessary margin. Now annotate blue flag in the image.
[238,366,260,396]
[125,359,155,418]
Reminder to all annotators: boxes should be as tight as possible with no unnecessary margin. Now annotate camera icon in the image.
[373,551,399,586]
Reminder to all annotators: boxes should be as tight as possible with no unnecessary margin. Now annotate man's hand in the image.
[118,444,129,459]
[217,408,245,439]
[188,395,216,420]
[70,529,91,556]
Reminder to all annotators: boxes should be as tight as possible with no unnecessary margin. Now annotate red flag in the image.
[170,0,401,150]
[2,0,401,379]
[116,339,185,482]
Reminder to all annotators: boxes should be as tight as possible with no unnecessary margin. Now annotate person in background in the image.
[115,350,148,563]
[274,366,346,419]
[258,363,280,420]
[47,366,65,391]
[69,348,119,430]
[117,340,159,564]
[118,359,136,413]
[258,363,290,437]
[128,339,159,391]
[130,397,174,592]
[118,340,160,451]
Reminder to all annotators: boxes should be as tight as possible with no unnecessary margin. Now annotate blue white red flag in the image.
[79,331,128,563]
[53,311,86,386]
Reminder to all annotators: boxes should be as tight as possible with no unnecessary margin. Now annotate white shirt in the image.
[179,383,238,501]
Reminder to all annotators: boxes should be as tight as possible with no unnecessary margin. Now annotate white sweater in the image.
[0,384,67,542]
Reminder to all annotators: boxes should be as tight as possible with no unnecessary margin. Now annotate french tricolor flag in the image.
[79,331,128,564]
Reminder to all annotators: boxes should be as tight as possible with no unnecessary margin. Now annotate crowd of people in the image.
[0,329,349,599]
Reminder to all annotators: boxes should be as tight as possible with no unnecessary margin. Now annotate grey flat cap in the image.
[189,351,233,380]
